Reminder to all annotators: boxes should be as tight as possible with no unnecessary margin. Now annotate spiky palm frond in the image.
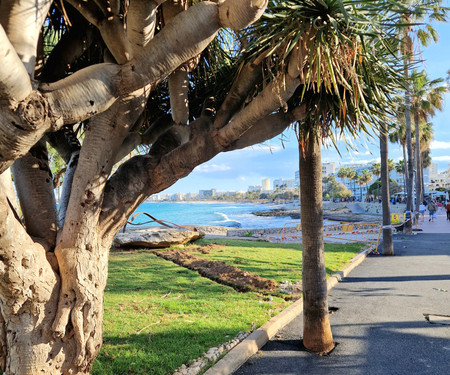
[411,70,447,121]
[242,0,409,148]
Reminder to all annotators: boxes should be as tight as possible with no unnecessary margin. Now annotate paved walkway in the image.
[233,233,450,375]
[414,209,450,233]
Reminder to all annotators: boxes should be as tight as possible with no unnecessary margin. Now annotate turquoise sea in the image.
[127,201,296,229]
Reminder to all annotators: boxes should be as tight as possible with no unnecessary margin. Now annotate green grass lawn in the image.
[182,238,365,282]
[93,239,365,374]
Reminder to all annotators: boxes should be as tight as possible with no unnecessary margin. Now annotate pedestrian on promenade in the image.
[427,201,437,222]
[446,201,450,221]
[419,202,426,222]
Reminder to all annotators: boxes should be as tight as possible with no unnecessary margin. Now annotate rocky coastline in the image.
[251,201,407,224]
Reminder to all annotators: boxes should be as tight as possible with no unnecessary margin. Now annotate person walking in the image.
[419,202,426,222]
[427,201,437,222]
[427,201,436,222]
[446,201,450,221]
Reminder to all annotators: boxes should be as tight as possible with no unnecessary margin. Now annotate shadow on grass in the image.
[94,326,239,375]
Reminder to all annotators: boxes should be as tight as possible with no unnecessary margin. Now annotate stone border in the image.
[203,248,369,375]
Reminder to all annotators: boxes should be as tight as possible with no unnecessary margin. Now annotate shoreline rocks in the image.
[113,227,204,248]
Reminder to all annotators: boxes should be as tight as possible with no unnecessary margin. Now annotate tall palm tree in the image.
[389,120,409,188]
[360,170,373,200]
[410,70,446,210]
[356,174,365,201]
[419,121,434,196]
[245,0,407,354]
[370,163,381,198]
[338,167,350,191]
[395,159,407,194]
[380,126,393,254]
[397,1,446,233]
[348,169,358,198]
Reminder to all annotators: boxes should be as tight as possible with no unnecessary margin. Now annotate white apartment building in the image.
[295,162,335,187]
[427,165,450,191]
[273,178,295,191]
[261,178,271,191]
[335,162,376,200]
[322,162,335,177]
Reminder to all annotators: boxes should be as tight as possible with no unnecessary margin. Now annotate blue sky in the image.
[163,17,450,195]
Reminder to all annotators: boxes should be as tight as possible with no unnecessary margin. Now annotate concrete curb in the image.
[204,249,369,375]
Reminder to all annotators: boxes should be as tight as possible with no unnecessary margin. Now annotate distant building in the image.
[335,162,376,200]
[295,170,300,187]
[273,178,295,191]
[428,167,450,191]
[273,178,283,190]
[322,162,335,177]
[199,189,216,199]
[429,163,438,176]
[248,185,262,193]
[284,179,295,189]
[171,193,185,201]
[261,178,271,191]
[295,162,336,186]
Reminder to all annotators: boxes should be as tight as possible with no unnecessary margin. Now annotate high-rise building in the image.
[262,178,271,191]
[322,162,335,177]
[199,189,216,199]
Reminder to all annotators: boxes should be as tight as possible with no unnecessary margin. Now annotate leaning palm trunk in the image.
[380,130,393,255]
[299,132,334,354]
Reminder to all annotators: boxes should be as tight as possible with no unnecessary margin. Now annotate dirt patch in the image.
[186,243,226,254]
[154,249,277,292]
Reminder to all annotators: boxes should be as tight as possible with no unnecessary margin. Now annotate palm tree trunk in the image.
[414,112,422,213]
[403,61,414,233]
[380,130,393,255]
[402,143,408,196]
[299,132,334,354]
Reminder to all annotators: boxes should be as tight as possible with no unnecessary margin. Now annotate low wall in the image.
[226,227,283,238]
[323,202,406,214]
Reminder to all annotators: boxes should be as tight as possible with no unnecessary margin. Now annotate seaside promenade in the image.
[209,208,450,375]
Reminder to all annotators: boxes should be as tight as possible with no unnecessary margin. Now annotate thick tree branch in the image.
[42,24,96,83]
[46,126,81,164]
[213,61,262,130]
[0,25,32,101]
[99,87,300,239]
[216,73,301,147]
[226,106,306,151]
[65,0,103,26]
[11,140,57,250]
[0,0,52,75]
[127,0,159,53]
[0,0,267,174]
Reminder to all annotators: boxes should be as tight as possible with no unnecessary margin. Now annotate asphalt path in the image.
[233,233,450,375]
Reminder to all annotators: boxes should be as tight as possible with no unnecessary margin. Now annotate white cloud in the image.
[432,155,450,162]
[194,164,231,173]
[341,157,379,165]
[241,143,284,154]
[430,140,450,149]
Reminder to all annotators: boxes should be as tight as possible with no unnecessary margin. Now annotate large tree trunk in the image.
[0,170,90,374]
[299,132,334,354]
[380,130,393,255]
